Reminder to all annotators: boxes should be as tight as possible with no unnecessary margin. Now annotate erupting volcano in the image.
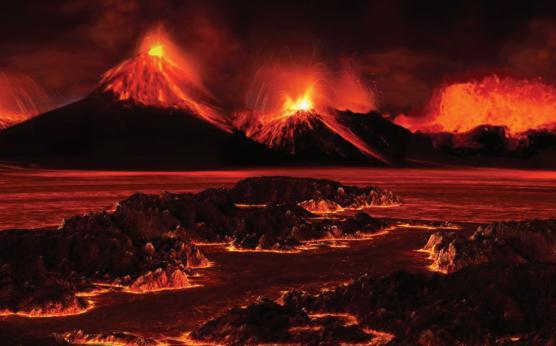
[0,71,52,129]
[396,75,556,135]
[235,63,389,163]
[0,29,279,168]
[99,29,228,131]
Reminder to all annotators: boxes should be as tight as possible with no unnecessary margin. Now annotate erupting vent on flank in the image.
[235,69,388,163]
[98,30,229,131]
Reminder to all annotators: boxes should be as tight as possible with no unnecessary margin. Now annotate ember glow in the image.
[283,86,315,114]
[235,62,387,162]
[0,71,53,129]
[396,75,556,135]
[99,29,229,131]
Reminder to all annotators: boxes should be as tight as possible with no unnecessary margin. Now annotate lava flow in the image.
[0,71,53,129]
[395,75,556,135]
[235,63,388,162]
[99,29,229,131]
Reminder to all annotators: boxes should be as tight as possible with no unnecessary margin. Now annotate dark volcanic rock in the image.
[0,209,207,315]
[191,298,372,345]
[0,176,391,315]
[0,94,285,170]
[194,263,556,345]
[106,177,393,250]
[424,125,556,165]
[60,330,159,346]
[230,176,400,211]
[423,219,556,273]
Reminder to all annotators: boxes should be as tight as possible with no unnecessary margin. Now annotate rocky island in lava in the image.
[0,177,397,318]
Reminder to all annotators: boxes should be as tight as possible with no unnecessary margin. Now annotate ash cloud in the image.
[2,0,556,118]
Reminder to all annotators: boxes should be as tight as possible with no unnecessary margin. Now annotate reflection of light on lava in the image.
[309,312,396,345]
[75,287,112,298]
[234,203,267,209]
[415,249,446,274]
[92,276,203,295]
[170,332,224,345]
[309,312,359,325]
[362,328,396,345]
[0,300,95,319]
[192,242,229,246]
[396,222,462,230]
[123,283,202,295]
[225,227,395,254]
[225,244,309,254]
[62,330,164,346]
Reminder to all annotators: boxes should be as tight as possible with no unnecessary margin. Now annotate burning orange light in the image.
[235,61,387,162]
[99,28,229,131]
[148,44,164,58]
[283,87,314,114]
[396,75,556,135]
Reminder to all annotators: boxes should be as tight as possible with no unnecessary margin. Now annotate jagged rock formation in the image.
[0,177,394,316]
[0,208,207,316]
[60,330,159,346]
[420,126,556,168]
[193,263,556,345]
[230,176,401,211]
[423,219,556,273]
[191,298,372,345]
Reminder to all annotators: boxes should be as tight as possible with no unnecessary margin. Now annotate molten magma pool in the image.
[1,167,555,230]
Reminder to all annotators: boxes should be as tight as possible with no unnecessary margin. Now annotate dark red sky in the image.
[2,0,556,114]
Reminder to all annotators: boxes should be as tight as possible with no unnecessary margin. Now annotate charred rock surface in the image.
[423,219,556,273]
[0,177,392,316]
[0,95,287,170]
[0,208,207,315]
[422,125,556,168]
[60,330,159,346]
[191,298,372,345]
[193,263,556,345]
[114,179,391,250]
[230,176,401,210]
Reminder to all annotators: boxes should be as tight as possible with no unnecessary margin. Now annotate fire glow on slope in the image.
[99,29,229,131]
[395,75,556,135]
[235,62,387,162]
[0,71,53,129]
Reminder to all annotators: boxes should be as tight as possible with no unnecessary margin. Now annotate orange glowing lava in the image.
[396,75,556,135]
[235,62,386,162]
[0,300,94,319]
[99,29,229,131]
[0,71,53,129]
[148,44,164,58]
[283,86,315,114]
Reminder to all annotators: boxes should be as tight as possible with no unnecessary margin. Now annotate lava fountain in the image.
[235,62,387,162]
[99,29,229,131]
[0,71,53,129]
[395,75,556,135]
